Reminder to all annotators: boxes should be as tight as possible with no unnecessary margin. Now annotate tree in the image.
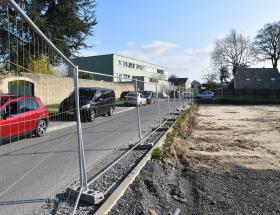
[253,21,280,68]
[211,29,252,75]
[0,0,97,75]
[24,0,97,58]
[218,66,230,83]
[28,55,56,75]
[202,70,218,90]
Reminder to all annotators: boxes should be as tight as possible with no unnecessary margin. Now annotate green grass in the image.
[115,99,126,107]
[151,147,162,159]
[46,104,60,109]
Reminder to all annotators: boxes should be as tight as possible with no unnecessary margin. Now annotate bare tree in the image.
[253,21,280,68]
[211,29,252,75]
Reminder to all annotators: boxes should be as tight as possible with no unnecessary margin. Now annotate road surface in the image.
[0,99,187,215]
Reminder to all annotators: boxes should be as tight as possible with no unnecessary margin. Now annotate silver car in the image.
[197,91,214,99]
[124,92,147,106]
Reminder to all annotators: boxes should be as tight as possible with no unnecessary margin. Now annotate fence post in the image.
[135,79,142,140]
[168,85,171,116]
[173,84,176,112]
[74,66,88,191]
[179,87,182,109]
[156,82,161,125]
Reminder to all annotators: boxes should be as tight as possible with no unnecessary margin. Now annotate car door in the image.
[100,90,109,115]
[94,89,102,116]
[18,98,40,134]
[0,101,20,139]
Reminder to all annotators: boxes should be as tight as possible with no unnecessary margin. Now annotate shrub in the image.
[151,147,161,159]
[27,55,56,75]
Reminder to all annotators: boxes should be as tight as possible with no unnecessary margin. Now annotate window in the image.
[19,98,39,113]
[245,78,251,81]
[3,101,19,116]
[149,78,158,83]
[271,77,276,81]
[255,78,262,82]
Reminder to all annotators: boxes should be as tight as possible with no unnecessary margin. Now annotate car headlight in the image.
[82,104,91,109]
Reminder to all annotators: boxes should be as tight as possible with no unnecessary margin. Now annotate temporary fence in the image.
[0,1,193,214]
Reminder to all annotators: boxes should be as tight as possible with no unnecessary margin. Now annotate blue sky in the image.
[78,0,280,82]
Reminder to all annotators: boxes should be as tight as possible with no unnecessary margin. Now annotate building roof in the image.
[236,67,279,77]
[234,67,280,89]
[72,53,167,70]
[168,77,189,86]
[191,80,201,86]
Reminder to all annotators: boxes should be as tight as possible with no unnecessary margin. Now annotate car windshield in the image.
[126,92,137,97]
[142,91,151,96]
[79,89,96,97]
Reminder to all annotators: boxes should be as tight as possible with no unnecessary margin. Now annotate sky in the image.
[78,0,280,82]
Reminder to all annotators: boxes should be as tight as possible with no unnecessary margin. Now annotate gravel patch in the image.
[109,160,280,215]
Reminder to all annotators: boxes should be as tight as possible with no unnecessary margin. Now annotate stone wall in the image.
[0,73,134,105]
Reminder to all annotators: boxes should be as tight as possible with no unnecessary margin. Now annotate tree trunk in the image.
[272,58,278,68]
[232,66,237,75]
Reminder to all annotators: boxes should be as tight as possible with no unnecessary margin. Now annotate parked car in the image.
[124,92,147,106]
[142,91,156,104]
[0,96,49,142]
[197,91,214,99]
[158,91,168,99]
[120,91,131,100]
[59,87,115,122]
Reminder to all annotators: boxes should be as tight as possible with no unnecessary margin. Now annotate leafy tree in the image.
[0,0,96,75]
[28,55,56,74]
[211,29,252,75]
[253,21,280,68]
[23,0,97,58]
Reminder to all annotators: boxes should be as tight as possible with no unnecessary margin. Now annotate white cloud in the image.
[118,41,213,82]
[77,48,98,57]
[141,40,178,55]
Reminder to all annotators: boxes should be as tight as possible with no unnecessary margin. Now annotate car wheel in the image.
[36,119,47,137]
[89,109,96,122]
[108,106,114,116]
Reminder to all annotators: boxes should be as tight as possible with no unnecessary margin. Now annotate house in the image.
[168,77,192,90]
[191,80,201,97]
[234,68,280,89]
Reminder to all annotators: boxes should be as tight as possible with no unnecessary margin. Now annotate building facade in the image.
[72,54,168,82]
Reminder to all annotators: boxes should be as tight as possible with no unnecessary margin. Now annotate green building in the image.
[72,54,168,82]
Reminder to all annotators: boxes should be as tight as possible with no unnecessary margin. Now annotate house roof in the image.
[234,68,280,89]
[191,80,201,86]
[235,68,280,78]
[168,77,189,86]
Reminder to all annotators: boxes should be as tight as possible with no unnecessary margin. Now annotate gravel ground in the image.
[109,105,280,215]
[110,160,280,215]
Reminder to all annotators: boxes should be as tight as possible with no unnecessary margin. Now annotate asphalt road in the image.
[0,99,186,215]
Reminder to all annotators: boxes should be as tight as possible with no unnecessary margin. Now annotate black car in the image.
[59,87,115,122]
[120,91,131,100]
[142,91,156,104]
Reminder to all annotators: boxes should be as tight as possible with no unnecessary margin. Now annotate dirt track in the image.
[110,105,280,215]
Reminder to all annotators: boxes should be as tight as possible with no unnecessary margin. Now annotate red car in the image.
[0,95,49,142]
